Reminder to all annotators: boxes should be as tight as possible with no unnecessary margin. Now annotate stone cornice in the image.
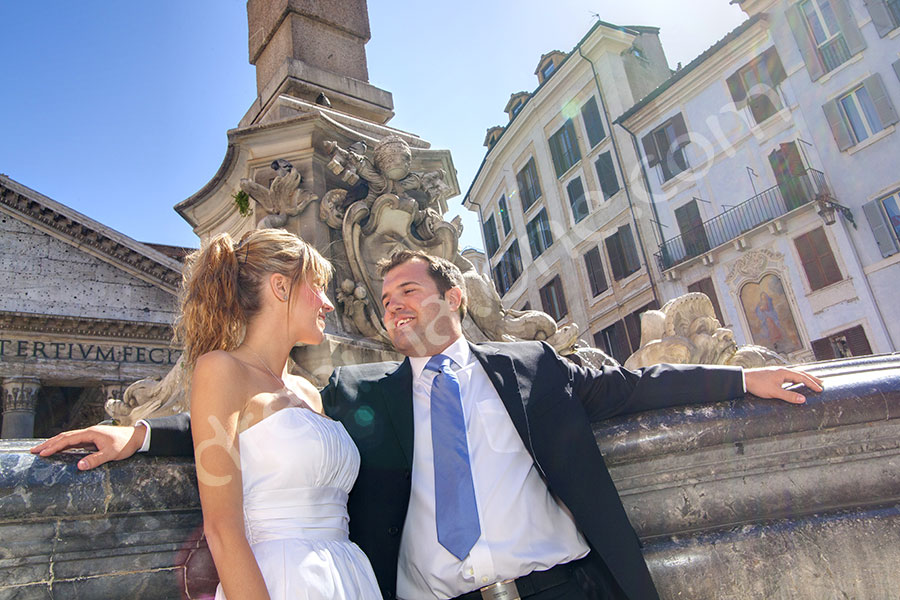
[0,176,183,294]
[0,311,174,343]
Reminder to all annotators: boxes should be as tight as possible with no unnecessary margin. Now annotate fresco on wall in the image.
[740,274,803,354]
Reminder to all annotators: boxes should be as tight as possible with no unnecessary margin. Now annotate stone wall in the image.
[1,354,898,598]
[0,214,177,325]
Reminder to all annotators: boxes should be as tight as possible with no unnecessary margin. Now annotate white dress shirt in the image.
[396,336,589,600]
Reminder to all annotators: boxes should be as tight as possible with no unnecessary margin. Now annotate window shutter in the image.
[726,71,748,106]
[539,282,550,314]
[812,228,842,285]
[786,4,825,80]
[822,99,854,150]
[671,113,689,147]
[613,320,631,363]
[606,234,625,280]
[844,324,873,356]
[811,337,835,360]
[864,0,897,37]
[549,134,565,177]
[764,47,787,86]
[641,133,659,167]
[894,58,900,83]
[864,73,899,127]
[555,278,568,318]
[595,152,619,199]
[832,0,867,55]
[620,225,641,273]
[581,97,606,147]
[516,169,531,212]
[863,199,900,257]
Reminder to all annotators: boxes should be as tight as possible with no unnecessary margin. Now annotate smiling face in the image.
[380,258,463,357]
[289,278,334,346]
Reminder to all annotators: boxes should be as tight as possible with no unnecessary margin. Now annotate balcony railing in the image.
[655,169,831,271]
[819,35,852,73]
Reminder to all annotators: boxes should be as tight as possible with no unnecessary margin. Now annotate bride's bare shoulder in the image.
[286,373,323,412]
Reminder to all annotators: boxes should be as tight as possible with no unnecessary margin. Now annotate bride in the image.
[176,228,380,600]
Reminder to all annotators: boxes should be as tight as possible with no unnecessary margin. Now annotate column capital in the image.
[2,377,42,413]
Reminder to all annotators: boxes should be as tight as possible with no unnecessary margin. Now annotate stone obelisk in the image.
[243,0,394,126]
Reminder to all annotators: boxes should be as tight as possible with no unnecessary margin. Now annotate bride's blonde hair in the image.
[174,228,332,367]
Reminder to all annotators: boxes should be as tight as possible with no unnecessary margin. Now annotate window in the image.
[594,152,619,200]
[566,177,589,223]
[511,100,525,117]
[811,325,872,360]
[841,85,884,143]
[492,240,523,296]
[823,74,898,151]
[539,275,568,321]
[548,119,582,177]
[794,227,842,291]
[605,224,641,281]
[526,208,553,259]
[687,277,726,325]
[801,0,851,70]
[580,97,606,148]
[641,113,689,182]
[498,195,512,236]
[583,246,608,297]
[483,214,500,258]
[726,47,787,124]
[787,0,865,80]
[863,191,900,257]
[541,61,556,79]
[595,321,630,363]
[864,0,900,37]
[592,303,658,363]
[516,158,542,212]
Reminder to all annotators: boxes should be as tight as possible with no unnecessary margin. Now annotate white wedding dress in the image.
[215,406,382,600]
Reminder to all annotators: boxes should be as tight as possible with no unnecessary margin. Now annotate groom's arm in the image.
[145,413,194,457]
[30,412,195,470]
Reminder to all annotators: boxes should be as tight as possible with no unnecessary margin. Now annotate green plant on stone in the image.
[232,190,252,217]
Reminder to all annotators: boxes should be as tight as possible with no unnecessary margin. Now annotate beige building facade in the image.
[464,20,673,362]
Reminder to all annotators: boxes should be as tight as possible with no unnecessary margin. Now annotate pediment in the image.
[0,175,183,295]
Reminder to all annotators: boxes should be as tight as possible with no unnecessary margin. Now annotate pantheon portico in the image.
[0,175,187,438]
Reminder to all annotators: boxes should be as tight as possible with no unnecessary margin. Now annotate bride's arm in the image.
[191,351,270,600]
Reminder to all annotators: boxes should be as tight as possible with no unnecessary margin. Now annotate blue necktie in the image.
[426,354,481,559]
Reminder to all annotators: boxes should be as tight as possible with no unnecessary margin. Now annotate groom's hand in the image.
[30,424,147,470]
[744,366,824,404]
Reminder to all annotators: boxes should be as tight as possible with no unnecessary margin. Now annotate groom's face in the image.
[380,258,462,357]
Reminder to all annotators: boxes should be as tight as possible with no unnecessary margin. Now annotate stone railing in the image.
[1,354,898,598]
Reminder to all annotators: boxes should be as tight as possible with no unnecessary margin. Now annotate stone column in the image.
[1,377,41,439]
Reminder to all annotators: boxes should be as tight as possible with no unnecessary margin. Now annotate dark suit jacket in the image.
[149,340,744,600]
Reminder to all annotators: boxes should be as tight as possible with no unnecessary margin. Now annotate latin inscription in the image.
[0,339,181,365]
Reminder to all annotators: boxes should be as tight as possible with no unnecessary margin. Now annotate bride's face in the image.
[289,277,334,345]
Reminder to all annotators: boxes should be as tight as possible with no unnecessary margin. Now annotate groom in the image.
[33,250,822,600]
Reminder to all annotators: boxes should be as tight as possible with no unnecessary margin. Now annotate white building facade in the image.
[617,0,900,361]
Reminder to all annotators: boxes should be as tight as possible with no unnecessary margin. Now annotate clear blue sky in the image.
[0,1,746,252]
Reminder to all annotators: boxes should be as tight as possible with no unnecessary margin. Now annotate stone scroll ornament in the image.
[624,292,787,370]
[321,135,582,355]
[240,159,319,229]
[105,356,188,426]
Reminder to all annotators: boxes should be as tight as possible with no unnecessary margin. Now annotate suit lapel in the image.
[469,343,530,443]
[379,358,415,468]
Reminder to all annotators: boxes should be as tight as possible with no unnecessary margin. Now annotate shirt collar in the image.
[409,335,470,379]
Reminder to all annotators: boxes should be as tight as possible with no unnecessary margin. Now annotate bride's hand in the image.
[30,424,146,470]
